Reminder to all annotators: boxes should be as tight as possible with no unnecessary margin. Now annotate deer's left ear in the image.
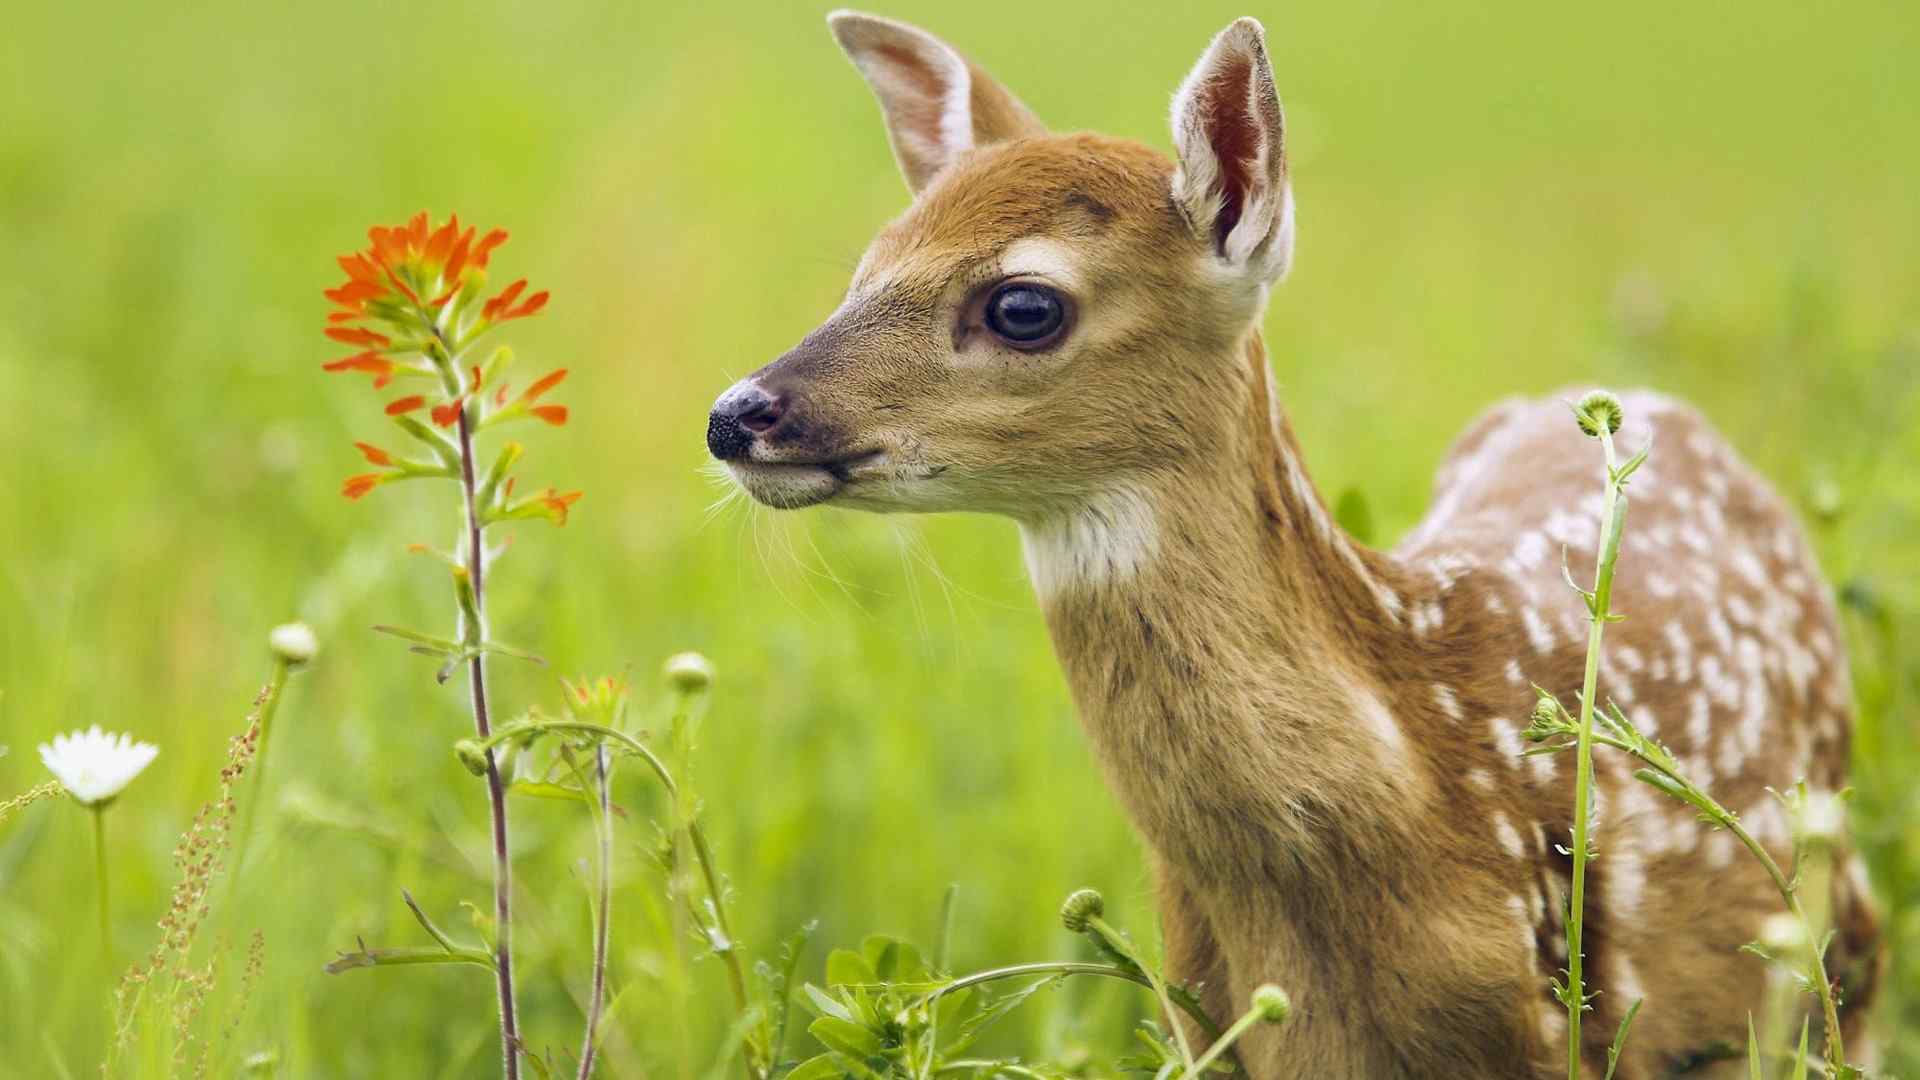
[1170,18,1293,282]
[828,10,1046,195]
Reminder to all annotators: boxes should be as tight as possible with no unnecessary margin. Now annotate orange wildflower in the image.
[539,489,583,526]
[322,351,397,388]
[342,473,386,500]
[431,398,466,428]
[385,395,427,416]
[353,442,393,466]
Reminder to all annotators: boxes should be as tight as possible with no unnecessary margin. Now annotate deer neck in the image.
[1018,331,1434,887]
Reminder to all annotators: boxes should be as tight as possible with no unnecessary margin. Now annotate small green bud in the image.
[1251,983,1291,1023]
[453,738,490,777]
[664,652,713,693]
[1531,692,1560,728]
[269,622,318,666]
[1574,391,1624,438]
[1060,888,1105,933]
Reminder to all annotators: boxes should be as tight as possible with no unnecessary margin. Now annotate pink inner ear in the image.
[1204,55,1261,253]
[872,42,952,153]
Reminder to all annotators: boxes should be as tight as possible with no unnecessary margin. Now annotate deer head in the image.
[707,12,1295,523]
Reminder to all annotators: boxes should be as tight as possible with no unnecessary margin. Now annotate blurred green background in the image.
[1,0,1915,1075]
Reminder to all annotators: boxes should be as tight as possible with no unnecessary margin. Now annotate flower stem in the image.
[576,747,612,1080]
[920,962,1225,1043]
[457,403,521,1080]
[1564,419,1636,1077]
[92,804,110,961]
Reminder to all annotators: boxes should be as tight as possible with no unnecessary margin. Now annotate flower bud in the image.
[1060,888,1105,933]
[1251,983,1291,1024]
[269,622,319,665]
[664,652,713,694]
[453,738,490,777]
[1574,391,1624,438]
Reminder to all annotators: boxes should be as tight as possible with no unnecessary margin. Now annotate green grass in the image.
[0,0,1914,1074]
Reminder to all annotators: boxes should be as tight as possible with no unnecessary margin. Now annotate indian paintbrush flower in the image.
[322,211,578,523]
[320,212,580,1079]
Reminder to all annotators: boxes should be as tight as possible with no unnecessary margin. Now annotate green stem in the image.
[919,961,1225,1043]
[479,714,759,1076]
[1596,736,1848,1065]
[1088,915,1194,1069]
[1187,1006,1265,1078]
[1567,426,1625,1076]
[92,804,110,960]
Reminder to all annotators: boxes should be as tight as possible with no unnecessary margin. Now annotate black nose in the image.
[706,382,786,461]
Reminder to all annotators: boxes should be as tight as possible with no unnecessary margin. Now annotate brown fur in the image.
[715,15,1880,1077]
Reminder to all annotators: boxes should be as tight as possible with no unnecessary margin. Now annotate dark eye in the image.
[984,283,1066,347]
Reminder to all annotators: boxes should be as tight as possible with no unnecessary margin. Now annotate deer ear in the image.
[1170,18,1293,281]
[828,10,1046,195]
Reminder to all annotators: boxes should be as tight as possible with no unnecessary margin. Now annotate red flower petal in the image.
[342,473,384,500]
[503,291,550,321]
[338,253,383,285]
[471,228,509,269]
[385,395,427,416]
[322,351,394,379]
[324,280,385,306]
[431,398,466,428]
[325,326,391,347]
[529,405,568,426]
[483,279,528,322]
[407,211,430,251]
[520,368,567,402]
[424,216,457,266]
[539,489,583,525]
[354,441,393,466]
[442,227,476,284]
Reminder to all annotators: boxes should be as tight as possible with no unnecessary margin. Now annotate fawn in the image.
[706,12,1881,1077]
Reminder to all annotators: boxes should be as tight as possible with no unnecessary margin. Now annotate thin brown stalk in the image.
[457,404,521,1080]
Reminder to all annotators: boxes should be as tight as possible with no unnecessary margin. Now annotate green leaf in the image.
[864,936,927,982]
[507,781,590,805]
[1789,1017,1810,1080]
[802,984,855,1024]
[1746,1015,1763,1080]
[826,948,877,988]
[372,624,462,652]
[1602,998,1642,1080]
[808,1016,882,1059]
[784,1054,848,1080]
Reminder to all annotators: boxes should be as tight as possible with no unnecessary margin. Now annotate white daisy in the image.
[38,726,159,805]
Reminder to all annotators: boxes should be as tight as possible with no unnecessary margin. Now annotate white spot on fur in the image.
[1493,814,1526,859]
[1466,767,1496,793]
[1021,488,1159,599]
[1505,658,1525,686]
[1488,715,1526,762]
[1351,685,1410,773]
[1432,684,1463,721]
[1614,957,1648,1009]
[1611,850,1647,916]
[1521,607,1555,654]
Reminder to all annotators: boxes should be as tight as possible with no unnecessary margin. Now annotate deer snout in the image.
[706,380,788,461]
